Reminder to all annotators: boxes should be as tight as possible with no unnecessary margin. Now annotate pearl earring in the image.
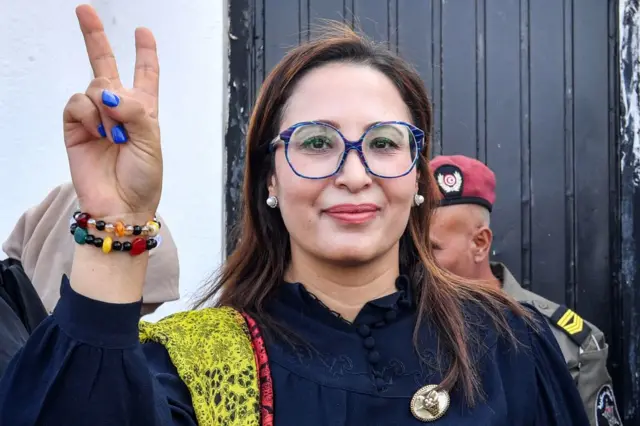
[266,195,279,209]
[414,194,425,207]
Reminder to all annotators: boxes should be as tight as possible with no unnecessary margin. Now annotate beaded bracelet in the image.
[72,211,161,237]
[70,222,158,256]
[70,211,161,256]
[73,211,161,236]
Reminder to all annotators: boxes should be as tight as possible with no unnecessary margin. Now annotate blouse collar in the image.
[271,275,415,331]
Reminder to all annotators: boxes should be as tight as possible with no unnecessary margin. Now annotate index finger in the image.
[76,4,122,85]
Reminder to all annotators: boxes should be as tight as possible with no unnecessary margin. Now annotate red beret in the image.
[429,155,496,212]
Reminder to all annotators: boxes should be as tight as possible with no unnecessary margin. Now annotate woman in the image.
[0,5,588,425]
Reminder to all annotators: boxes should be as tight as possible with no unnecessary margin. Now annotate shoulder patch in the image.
[549,305,592,346]
[595,384,622,425]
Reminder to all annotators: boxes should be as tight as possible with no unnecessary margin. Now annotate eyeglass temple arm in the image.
[268,136,281,153]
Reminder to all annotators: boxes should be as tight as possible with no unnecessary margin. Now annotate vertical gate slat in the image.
[485,0,523,284]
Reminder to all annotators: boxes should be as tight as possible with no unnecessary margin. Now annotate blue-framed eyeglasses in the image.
[269,121,425,179]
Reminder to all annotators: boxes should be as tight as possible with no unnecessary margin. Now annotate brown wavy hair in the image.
[197,23,527,405]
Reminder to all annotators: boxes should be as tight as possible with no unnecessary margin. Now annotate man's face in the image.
[429,205,480,279]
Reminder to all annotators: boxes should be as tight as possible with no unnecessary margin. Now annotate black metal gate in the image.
[225,0,640,422]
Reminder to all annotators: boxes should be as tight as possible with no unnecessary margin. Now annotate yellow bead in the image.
[102,237,113,254]
[146,221,160,237]
[115,221,126,237]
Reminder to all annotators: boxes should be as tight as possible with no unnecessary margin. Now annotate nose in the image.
[334,150,372,192]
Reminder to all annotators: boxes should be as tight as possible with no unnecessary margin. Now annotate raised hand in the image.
[63,4,162,218]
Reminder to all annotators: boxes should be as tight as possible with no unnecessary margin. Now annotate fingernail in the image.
[111,125,128,144]
[97,124,107,138]
[102,90,120,107]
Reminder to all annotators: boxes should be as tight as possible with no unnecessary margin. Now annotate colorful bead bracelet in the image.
[70,222,158,256]
[72,211,161,238]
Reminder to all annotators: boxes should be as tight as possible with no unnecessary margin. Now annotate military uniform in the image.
[494,261,621,426]
[429,155,622,426]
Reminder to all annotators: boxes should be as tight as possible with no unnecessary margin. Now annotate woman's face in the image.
[269,62,419,265]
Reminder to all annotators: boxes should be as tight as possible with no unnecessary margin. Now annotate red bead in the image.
[130,237,147,256]
[76,213,91,229]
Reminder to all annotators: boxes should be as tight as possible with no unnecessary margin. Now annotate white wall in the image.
[0,0,228,321]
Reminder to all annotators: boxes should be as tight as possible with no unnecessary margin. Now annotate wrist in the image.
[72,211,160,256]
[67,210,158,304]
[70,244,149,303]
[76,194,159,222]
[80,211,157,225]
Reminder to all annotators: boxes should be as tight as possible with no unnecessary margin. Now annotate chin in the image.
[317,238,387,266]
[291,228,401,267]
[329,250,377,266]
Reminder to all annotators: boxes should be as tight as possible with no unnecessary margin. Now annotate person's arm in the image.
[0,297,28,378]
[577,328,622,426]
[0,3,180,423]
[0,275,197,425]
[0,258,48,331]
[69,214,151,304]
[527,309,591,425]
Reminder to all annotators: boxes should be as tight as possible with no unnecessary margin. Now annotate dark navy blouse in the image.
[0,275,589,425]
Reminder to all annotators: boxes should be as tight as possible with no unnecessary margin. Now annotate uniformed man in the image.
[428,154,622,426]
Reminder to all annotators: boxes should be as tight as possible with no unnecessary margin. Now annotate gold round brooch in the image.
[410,384,450,422]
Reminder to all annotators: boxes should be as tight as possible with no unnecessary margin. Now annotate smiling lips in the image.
[324,203,379,224]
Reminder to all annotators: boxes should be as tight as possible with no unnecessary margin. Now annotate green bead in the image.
[74,227,88,244]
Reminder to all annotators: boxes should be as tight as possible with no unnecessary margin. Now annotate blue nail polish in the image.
[97,124,107,138]
[102,90,120,107]
[111,125,128,144]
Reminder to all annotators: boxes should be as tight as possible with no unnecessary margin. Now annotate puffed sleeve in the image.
[0,275,197,426]
[526,306,590,425]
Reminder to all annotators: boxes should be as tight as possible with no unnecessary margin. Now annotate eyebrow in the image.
[313,119,382,130]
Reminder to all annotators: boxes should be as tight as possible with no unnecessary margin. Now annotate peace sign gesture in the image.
[63,4,162,219]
